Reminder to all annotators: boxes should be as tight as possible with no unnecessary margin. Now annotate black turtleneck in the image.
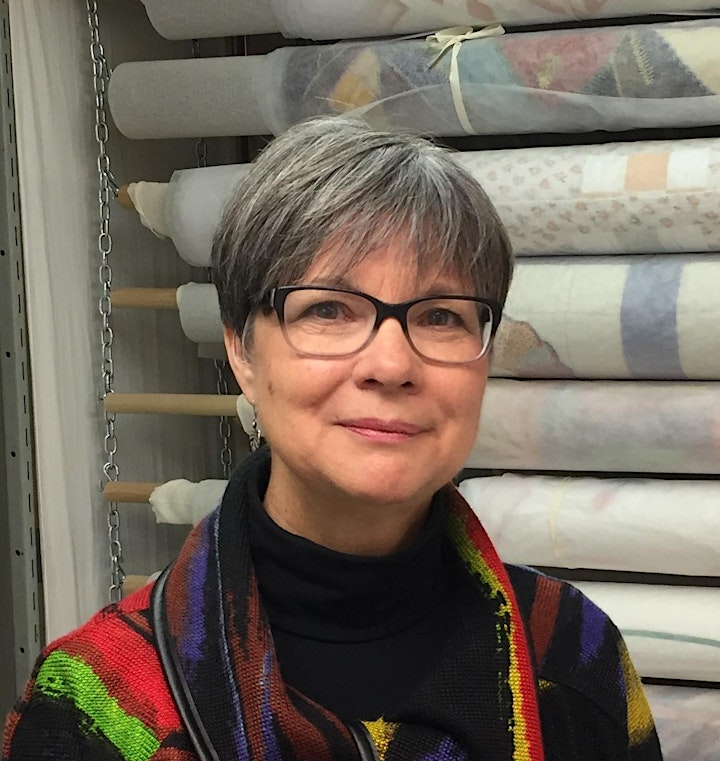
[246,456,470,720]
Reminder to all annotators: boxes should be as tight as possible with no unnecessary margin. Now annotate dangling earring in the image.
[249,407,263,452]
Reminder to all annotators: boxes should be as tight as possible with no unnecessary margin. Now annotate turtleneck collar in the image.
[245,448,450,643]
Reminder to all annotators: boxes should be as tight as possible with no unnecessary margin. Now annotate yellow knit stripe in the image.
[619,640,655,745]
[363,719,399,760]
[446,510,533,761]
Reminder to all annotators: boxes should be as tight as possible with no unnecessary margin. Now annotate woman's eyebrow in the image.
[303,275,356,289]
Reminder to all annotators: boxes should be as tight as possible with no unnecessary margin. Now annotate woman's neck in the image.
[263,458,433,556]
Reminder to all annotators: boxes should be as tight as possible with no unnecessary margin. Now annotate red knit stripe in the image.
[529,576,563,670]
[58,614,181,734]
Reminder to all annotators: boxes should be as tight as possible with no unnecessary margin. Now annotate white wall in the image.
[11,0,236,641]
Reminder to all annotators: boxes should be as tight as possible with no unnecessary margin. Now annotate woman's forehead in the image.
[299,240,473,296]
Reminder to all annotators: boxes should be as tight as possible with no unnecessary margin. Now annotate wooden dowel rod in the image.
[123,575,150,596]
[105,393,238,417]
[104,482,160,504]
[113,288,178,310]
[117,184,134,209]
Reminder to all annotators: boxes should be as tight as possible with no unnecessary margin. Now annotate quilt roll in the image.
[573,582,720,682]
[643,685,720,761]
[259,19,720,137]
[128,137,720,260]
[470,380,720,473]
[458,474,720,575]
[109,20,720,139]
[171,254,720,381]
[495,255,720,380]
[140,0,720,40]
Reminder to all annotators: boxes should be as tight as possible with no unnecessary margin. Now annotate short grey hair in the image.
[212,117,513,338]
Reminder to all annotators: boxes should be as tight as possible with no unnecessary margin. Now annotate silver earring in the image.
[249,407,263,452]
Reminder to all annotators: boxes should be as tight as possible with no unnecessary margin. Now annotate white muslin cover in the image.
[470,380,720,474]
[139,0,720,40]
[149,479,227,525]
[176,283,222,344]
[165,164,250,266]
[459,474,720,576]
[573,582,720,682]
[127,138,720,260]
[126,182,171,238]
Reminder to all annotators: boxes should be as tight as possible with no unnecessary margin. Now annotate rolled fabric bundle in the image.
[458,474,720,575]
[109,20,720,139]
[140,0,720,41]
[149,479,227,525]
[176,283,223,344]
[125,137,720,260]
[165,164,250,266]
[643,685,720,761]
[125,182,171,238]
[171,254,720,380]
[109,57,267,140]
[572,582,720,682]
[140,0,277,40]
[494,255,720,380]
[470,380,720,473]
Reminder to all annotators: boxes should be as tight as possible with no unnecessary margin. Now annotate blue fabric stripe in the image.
[621,257,685,379]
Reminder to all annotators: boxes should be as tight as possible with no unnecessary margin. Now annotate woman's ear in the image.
[223,324,256,404]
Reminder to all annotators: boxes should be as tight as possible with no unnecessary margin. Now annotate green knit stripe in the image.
[34,650,160,761]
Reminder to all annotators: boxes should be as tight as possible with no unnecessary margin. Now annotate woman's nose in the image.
[352,317,420,389]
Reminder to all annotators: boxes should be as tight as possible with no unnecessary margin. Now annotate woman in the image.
[4,118,662,761]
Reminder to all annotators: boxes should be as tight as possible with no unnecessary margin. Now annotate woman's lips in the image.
[338,418,426,442]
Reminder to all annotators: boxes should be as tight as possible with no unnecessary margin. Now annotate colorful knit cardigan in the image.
[3,455,662,761]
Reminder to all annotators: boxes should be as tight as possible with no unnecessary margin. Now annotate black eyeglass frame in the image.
[263,285,503,364]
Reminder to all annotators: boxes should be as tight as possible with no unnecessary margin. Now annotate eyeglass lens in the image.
[280,289,493,363]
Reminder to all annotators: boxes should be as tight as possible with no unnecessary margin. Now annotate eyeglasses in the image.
[264,286,501,365]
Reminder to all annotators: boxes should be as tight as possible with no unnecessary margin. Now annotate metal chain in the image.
[87,0,124,602]
[193,40,233,478]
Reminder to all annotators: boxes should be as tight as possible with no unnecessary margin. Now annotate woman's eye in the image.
[305,301,344,320]
[422,308,462,327]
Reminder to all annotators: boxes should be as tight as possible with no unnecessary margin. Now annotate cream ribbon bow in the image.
[427,24,505,134]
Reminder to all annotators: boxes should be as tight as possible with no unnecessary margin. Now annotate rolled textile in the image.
[470,380,720,473]
[261,19,720,137]
[140,0,720,41]
[572,582,720,682]
[171,254,720,380]
[109,20,720,139]
[126,182,170,238]
[458,474,720,575]
[149,478,227,525]
[140,0,277,40]
[643,685,720,761]
[165,164,250,266]
[109,57,267,140]
[176,284,222,344]
[494,255,720,380]
[126,139,720,259]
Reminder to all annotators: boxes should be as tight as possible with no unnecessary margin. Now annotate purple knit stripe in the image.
[258,650,283,761]
[418,736,469,761]
[579,593,607,666]
[179,514,213,673]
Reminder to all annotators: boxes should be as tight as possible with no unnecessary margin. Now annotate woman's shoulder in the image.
[3,582,181,761]
[505,565,660,745]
